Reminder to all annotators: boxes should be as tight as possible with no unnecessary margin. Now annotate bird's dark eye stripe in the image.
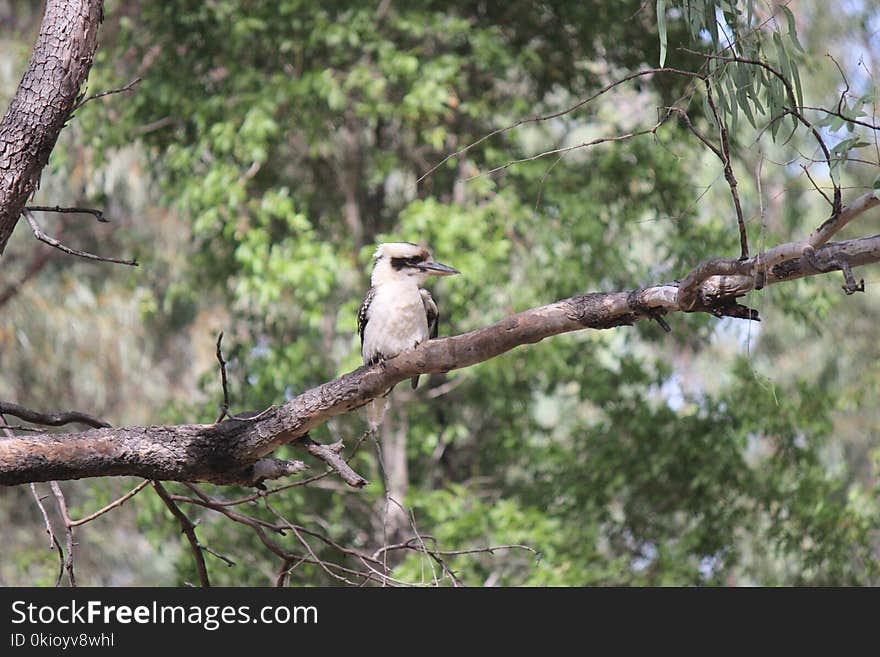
[391,256,425,270]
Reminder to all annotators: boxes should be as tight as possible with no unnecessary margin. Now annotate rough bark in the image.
[2,191,878,487]
[0,0,103,255]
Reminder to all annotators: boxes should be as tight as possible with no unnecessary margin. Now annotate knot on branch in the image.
[567,292,638,329]
[676,257,754,311]
[626,290,671,332]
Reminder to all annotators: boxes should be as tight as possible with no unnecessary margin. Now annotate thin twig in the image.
[73,76,141,111]
[465,122,671,182]
[681,49,841,218]
[215,332,230,423]
[666,106,723,159]
[0,400,110,429]
[374,539,539,560]
[213,332,276,423]
[28,483,66,585]
[295,435,369,488]
[264,498,360,586]
[69,480,150,527]
[201,545,236,567]
[26,205,109,223]
[704,79,749,258]
[418,67,705,183]
[800,164,834,208]
[800,106,880,131]
[49,482,76,587]
[826,53,850,116]
[151,481,211,587]
[0,423,46,432]
[23,209,138,267]
[29,483,56,549]
[275,558,305,587]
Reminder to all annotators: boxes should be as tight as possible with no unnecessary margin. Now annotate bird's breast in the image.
[362,284,430,362]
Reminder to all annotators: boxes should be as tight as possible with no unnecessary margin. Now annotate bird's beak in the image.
[419,260,460,276]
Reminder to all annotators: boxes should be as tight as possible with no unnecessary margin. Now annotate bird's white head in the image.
[370,242,460,287]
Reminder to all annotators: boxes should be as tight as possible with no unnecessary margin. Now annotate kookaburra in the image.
[358,242,459,427]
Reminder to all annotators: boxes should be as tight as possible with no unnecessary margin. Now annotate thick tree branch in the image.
[1,192,878,488]
[0,0,104,256]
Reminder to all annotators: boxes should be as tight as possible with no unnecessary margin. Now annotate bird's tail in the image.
[366,397,389,432]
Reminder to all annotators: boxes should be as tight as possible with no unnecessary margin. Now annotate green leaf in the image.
[829,160,841,187]
[657,0,667,67]
[774,33,791,84]
[738,90,757,128]
[780,5,805,53]
[791,60,804,110]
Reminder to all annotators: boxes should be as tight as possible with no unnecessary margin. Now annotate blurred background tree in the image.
[1,0,878,585]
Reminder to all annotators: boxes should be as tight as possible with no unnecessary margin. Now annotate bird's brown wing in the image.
[413,289,440,389]
[357,287,376,360]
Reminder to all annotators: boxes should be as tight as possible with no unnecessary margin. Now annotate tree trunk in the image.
[0,0,103,255]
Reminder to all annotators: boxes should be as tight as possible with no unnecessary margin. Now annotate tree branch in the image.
[26,205,109,223]
[0,400,111,429]
[72,76,141,111]
[50,481,76,587]
[1,192,878,488]
[151,481,210,587]
[23,209,138,267]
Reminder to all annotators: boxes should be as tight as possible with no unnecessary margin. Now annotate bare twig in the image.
[29,483,56,549]
[151,481,211,587]
[201,545,236,567]
[275,558,305,587]
[0,400,110,429]
[0,423,46,432]
[801,106,880,131]
[295,435,369,488]
[827,53,850,116]
[22,477,66,586]
[465,122,672,181]
[666,106,723,159]
[49,482,76,587]
[800,164,834,208]
[418,67,706,183]
[213,332,277,423]
[374,539,539,560]
[263,498,360,586]
[22,209,138,267]
[215,332,230,423]
[182,483,391,586]
[704,79,749,258]
[73,76,141,111]
[26,205,109,222]
[69,480,150,527]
